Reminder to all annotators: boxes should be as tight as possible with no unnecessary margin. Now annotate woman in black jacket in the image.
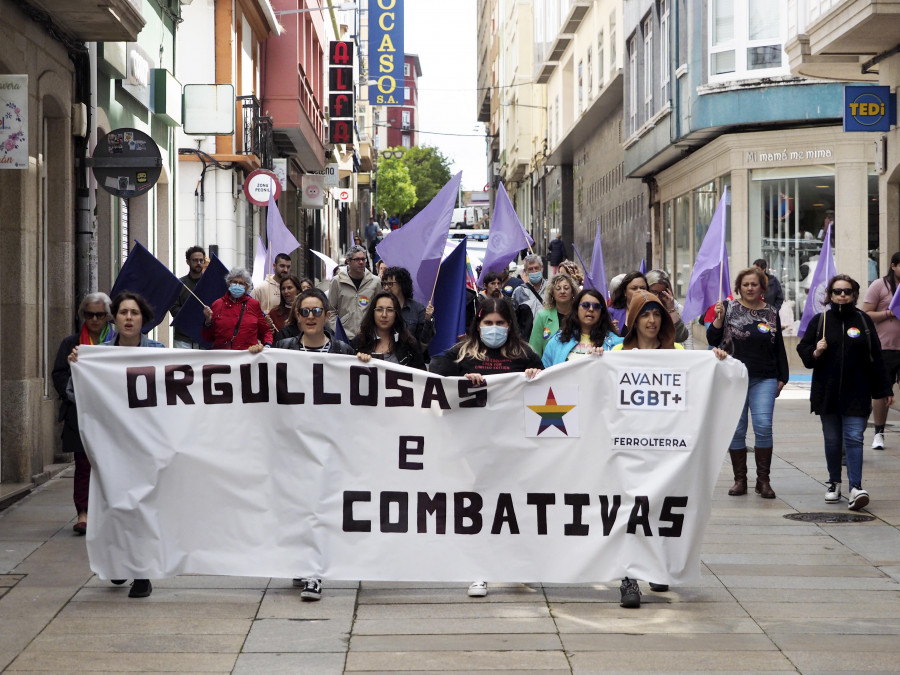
[797,274,893,510]
[274,288,355,356]
[351,291,425,370]
[51,292,115,534]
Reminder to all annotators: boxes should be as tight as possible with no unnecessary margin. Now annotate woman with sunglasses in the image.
[708,267,788,501]
[52,293,116,535]
[274,288,355,357]
[541,288,622,367]
[429,296,543,598]
[273,287,354,602]
[351,291,426,370]
[797,274,893,511]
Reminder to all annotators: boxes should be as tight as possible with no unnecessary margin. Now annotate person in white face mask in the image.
[428,296,543,598]
[202,268,273,351]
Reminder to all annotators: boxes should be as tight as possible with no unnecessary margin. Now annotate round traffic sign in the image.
[244,169,281,206]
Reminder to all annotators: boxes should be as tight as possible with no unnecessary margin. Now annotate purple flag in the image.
[377,171,462,303]
[251,235,267,288]
[477,182,534,285]
[430,239,469,356]
[589,223,609,299]
[171,254,230,348]
[798,224,837,337]
[682,188,731,322]
[890,279,900,318]
[267,192,301,259]
[110,240,184,333]
[639,259,647,275]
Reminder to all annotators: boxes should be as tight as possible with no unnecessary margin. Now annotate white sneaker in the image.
[825,482,841,503]
[848,487,870,511]
[467,581,487,597]
[872,432,885,450]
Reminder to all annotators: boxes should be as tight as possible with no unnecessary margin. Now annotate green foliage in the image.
[376,156,417,217]
[401,145,453,216]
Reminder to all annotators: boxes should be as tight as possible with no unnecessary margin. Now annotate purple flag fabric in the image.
[334,314,350,345]
[639,259,647,275]
[682,188,731,322]
[798,224,837,337]
[477,182,534,285]
[267,193,301,258]
[890,280,900,318]
[171,254,230,348]
[589,223,609,299]
[251,236,267,288]
[110,240,184,333]
[377,172,462,303]
[430,239,469,357]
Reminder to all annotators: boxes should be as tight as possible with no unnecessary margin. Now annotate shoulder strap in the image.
[229,302,247,347]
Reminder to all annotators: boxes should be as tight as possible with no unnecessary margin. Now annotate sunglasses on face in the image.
[83,311,108,320]
[580,301,603,311]
[832,288,854,296]
[298,307,325,317]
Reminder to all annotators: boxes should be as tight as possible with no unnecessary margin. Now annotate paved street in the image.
[2,384,900,674]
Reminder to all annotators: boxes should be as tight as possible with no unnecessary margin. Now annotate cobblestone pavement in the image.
[2,386,899,673]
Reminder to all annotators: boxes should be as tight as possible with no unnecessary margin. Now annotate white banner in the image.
[71,348,747,583]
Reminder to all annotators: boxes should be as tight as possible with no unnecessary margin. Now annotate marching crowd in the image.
[53,243,900,608]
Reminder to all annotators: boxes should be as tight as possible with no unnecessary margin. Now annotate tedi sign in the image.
[843,85,895,133]
[368,0,404,106]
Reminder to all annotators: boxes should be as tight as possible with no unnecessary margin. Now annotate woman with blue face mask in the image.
[202,267,273,351]
[428,296,543,598]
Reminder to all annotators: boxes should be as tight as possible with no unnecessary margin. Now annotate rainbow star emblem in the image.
[527,388,577,436]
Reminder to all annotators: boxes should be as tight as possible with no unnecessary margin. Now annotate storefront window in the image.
[868,171,879,284]
[662,201,672,277]
[750,170,834,331]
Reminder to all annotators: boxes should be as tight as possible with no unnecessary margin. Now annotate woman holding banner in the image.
[541,288,621,366]
[708,267,788,501]
[67,291,163,599]
[274,287,354,601]
[612,290,727,607]
[429,297,543,597]
[351,291,426,370]
[797,274,892,510]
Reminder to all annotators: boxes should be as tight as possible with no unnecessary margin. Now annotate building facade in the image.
[623,0,875,333]
[0,0,144,489]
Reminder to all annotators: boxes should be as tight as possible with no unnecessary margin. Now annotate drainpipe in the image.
[75,42,98,302]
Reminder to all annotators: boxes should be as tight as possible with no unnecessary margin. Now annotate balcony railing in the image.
[237,95,274,170]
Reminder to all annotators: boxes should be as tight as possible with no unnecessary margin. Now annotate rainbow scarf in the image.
[79,322,116,345]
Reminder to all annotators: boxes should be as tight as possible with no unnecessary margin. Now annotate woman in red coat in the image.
[202,267,273,351]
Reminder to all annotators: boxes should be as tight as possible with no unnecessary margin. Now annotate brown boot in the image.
[727,449,748,496]
[754,446,776,499]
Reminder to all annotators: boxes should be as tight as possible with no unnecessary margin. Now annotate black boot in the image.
[754,446,776,499]
[728,449,748,496]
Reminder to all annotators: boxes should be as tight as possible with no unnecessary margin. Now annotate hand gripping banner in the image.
[71,348,747,583]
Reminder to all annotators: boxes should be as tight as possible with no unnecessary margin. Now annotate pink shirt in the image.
[863,278,900,350]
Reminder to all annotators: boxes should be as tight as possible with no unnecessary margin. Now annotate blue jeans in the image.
[820,414,866,489]
[729,377,777,450]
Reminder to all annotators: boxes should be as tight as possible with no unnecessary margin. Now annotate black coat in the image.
[52,334,84,453]
[797,306,892,416]
[351,334,426,370]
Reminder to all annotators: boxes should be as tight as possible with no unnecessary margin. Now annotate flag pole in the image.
[429,263,442,306]
[179,280,209,309]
